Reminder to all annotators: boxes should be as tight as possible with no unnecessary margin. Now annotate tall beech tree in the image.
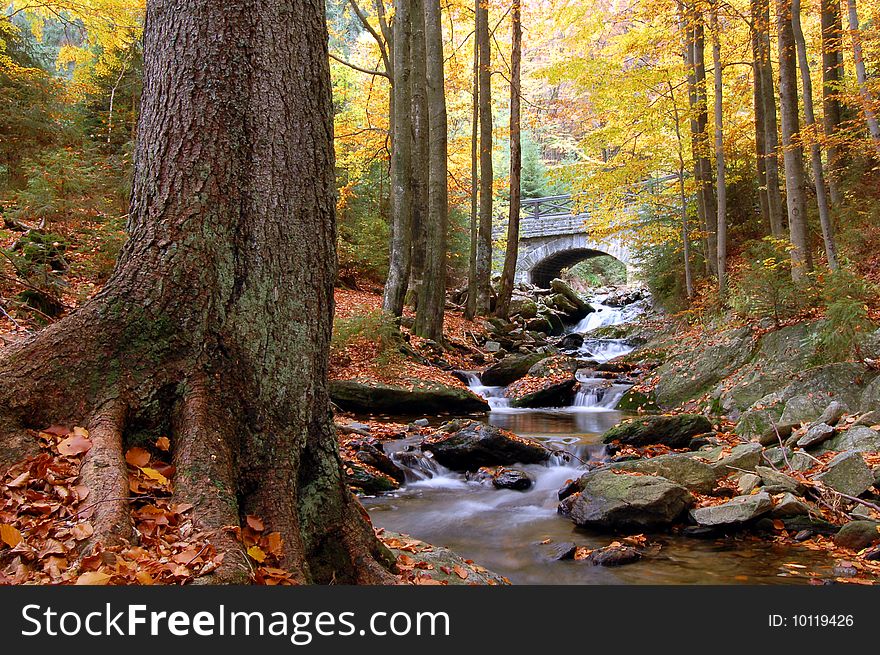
[497,0,522,319]
[821,0,845,206]
[778,0,811,279]
[474,0,494,315]
[465,1,480,321]
[408,0,430,309]
[412,0,448,341]
[792,0,838,269]
[0,0,394,584]
[710,0,727,293]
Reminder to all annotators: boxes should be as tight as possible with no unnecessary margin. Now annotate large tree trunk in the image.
[751,0,770,226]
[711,0,727,294]
[821,0,845,205]
[408,0,430,309]
[496,0,522,319]
[475,0,494,312]
[755,0,786,237]
[465,4,479,321]
[778,0,812,280]
[793,0,839,269]
[382,0,414,316]
[846,0,880,155]
[0,0,394,585]
[693,10,718,276]
[412,0,448,341]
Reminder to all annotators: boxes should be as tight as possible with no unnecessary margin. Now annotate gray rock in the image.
[852,410,880,427]
[762,446,793,468]
[689,492,774,526]
[546,541,577,561]
[484,340,502,353]
[812,401,848,427]
[481,352,549,386]
[508,377,578,408]
[788,450,816,472]
[330,378,489,414]
[492,468,534,491]
[833,521,880,551]
[814,451,875,497]
[558,470,693,531]
[756,466,806,495]
[737,473,761,494]
[587,545,641,567]
[413,418,430,427]
[770,493,810,518]
[821,426,880,453]
[712,443,763,475]
[796,423,835,448]
[601,414,714,449]
[422,422,551,471]
[549,278,592,319]
[780,394,828,426]
[606,454,717,493]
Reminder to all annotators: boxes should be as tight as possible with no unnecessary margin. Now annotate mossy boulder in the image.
[601,414,714,448]
[329,378,489,414]
[481,352,549,386]
[421,422,551,471]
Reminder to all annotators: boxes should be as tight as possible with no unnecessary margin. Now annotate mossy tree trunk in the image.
[0,0,394,585]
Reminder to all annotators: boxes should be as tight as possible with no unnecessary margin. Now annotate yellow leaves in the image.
[138,467,169,487]
[0,524,23,548]
[247,545,267,563]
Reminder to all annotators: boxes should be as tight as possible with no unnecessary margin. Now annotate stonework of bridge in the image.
[493,194,636,288]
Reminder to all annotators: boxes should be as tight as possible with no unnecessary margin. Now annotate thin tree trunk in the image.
[778,0,812,279]
[408,0,429,309]
[793,0,839,269]
[413,0,448,341]
[668,74,694,300]
[496,0,522,319]
[383,0,414,316]
[711,1,727,294]
[821,0,845,205]
[465,0,479,320]
[0,0,394,584]
[475,0,494,311]
[846,0,880,154]
[694,10,717,276]
[756,0,786,237]
[751,0,771,226]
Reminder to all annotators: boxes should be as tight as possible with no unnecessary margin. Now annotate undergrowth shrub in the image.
[331,310,403,365]
[808,265,875,363]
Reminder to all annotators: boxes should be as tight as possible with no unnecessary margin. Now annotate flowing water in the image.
[363,292,835,584]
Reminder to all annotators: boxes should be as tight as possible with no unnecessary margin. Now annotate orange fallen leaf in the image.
[453,565,468,580]
[76,571,112,585]
[125,447,151,468]
[0,524,23,548]
[246,515,265,532]
[71,523,94,541]
[58,433,93,456]
[155,437,171,451]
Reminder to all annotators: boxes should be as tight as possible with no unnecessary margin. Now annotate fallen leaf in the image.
[71,523,94,541]
[138,467,169,486]
[266,532,283,556]
[155,437,171,451]
[0,524,23,548]
[246,515,265,532]
[125,447,151,468]
[453,565,468,580]
[247,545,267,563]
[58,434,93,456]
[76,571,112,585]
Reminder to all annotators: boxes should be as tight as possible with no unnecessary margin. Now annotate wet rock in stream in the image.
[421,421,551,471]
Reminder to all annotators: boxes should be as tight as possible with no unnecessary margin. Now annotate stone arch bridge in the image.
[493,194,637,289]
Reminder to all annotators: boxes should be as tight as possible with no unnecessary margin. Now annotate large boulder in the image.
[607,453,717,493]
[813,450,875,497]
[653,326,758,409]
[481,353,549,386]
[508,377,578,408]
[689,492,773,526]
[330,378,489,414]
[601,414,714,449]
[820,426,880,453]
[558,470,693,531]
[422,422,551,471]
[549,278,592,320]
[712,443,763,475]
[834,521,880,551]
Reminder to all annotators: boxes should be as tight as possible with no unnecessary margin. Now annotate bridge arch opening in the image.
[529,248,627,289]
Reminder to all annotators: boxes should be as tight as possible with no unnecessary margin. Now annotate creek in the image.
[363,293,834,584]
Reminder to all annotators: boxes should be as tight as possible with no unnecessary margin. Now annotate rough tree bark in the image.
[475,0,494,313]
[382,0,414,316]
[408,0,430,310]
[821,0,845,206]
[754,0,786,237]
[792,0,838,269]
[750,0,770,226]
[846,0,880,155]
[711,0,727,294]
[0,0,395,585]
[412,0,448,341]
[496,0,522,319]
[465,3,479,321]
[693,9,718,276]
[778,0,812,280]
